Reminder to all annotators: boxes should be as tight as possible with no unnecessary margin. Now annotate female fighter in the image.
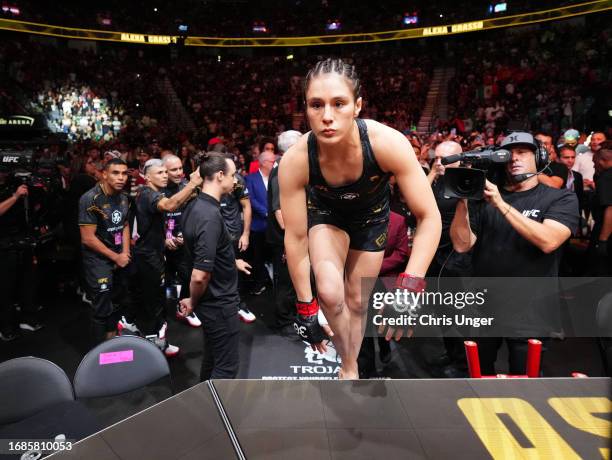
[279,58,441,379]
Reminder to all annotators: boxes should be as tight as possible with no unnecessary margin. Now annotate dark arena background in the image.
[0,1,611,459]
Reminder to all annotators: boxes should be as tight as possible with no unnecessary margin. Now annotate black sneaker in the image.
[379,347,392,365]
[250,285,267,296]
[19,321,44,332]
[0,330,19,342]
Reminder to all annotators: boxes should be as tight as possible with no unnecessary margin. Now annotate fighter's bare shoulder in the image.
[362,119,414,171]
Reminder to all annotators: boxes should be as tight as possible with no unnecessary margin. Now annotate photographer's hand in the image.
[427,158,445,184]
[483,180,506,210]
[13,184,28,199]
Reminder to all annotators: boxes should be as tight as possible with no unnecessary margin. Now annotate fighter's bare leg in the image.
[341,249,385,379]
[308,225,352,374]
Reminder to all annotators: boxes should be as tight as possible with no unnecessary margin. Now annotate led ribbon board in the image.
[0,0,610,47]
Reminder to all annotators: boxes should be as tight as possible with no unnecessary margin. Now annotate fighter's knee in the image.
[317,289,344,316]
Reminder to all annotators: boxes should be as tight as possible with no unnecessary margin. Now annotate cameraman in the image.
[424,141,472,376]
[427,141,472,277]
[450,132,578,375]
[0,177,43,341]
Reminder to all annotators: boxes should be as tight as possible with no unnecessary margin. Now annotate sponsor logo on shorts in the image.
[375,231,387,248]
[340,192,359,200]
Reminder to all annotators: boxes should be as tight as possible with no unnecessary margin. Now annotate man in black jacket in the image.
[267,130,302,337]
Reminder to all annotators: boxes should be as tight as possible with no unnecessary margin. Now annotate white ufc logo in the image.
[522,209,540,218]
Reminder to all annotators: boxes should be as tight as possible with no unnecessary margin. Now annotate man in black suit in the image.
[558,144,584,275]
[559,145,584,217]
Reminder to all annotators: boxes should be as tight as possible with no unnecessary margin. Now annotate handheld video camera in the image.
[440,147,510,200]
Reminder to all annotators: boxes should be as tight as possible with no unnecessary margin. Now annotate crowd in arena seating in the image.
[445,21,610,140]
[5,0,582,37]
[173,51,432,149]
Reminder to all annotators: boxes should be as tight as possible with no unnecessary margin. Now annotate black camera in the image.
[441,147,510,200]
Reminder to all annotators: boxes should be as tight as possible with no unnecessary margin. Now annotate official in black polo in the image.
[130,158,202,357]
[179,152,251,381]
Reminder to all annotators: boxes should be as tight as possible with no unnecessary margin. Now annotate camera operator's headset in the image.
[502,131,550,182]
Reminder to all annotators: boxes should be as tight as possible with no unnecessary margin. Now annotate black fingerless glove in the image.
[294,298,327,344]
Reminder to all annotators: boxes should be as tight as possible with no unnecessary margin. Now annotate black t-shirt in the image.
[164,180,188,238]
[0,181,26,240]
[78,183,130,258]
[266,167,283,246]
[592,168,612,242]
[67,174,97,230]
[433,179,459,257]
[182,192,239,311]
[469,184,578,276]
[134,186,165,256]
[220,173,249,239]
[544,162,568,187]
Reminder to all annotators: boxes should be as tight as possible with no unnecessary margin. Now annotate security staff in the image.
[78,158,131,344]
[179,152,251,380]
[219,160,254,323]
[161,154,201,327]
[450,132,579,375]
[130,158,202,357]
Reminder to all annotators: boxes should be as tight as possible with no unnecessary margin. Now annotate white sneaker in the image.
[117,316,140,335]
[176,308,202,327]
[164,343,180,358]
[238,307,256,323]
[145,333,180,358]
[158,321,168,339]
[186,312,202,327]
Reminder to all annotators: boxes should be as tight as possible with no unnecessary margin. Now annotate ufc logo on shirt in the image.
[522,209,541,218]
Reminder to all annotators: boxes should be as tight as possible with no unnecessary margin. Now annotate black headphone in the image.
[532,137,549,171]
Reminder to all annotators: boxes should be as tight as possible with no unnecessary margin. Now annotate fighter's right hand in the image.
[294,298,328,351]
